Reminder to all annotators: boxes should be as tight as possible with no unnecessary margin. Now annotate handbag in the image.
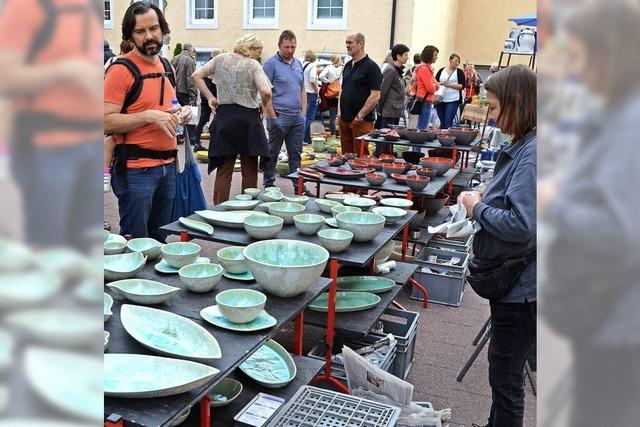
[325,78,340,99]
[433,69,455,105]
[467,248,536,300]
[171,127,207,221]
[406,65,431,114]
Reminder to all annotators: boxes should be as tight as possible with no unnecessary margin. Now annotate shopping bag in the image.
[171,127,207,221]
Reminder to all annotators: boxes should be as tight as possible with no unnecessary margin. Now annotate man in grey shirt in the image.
[171,42,198,146]
[262,30,309,194]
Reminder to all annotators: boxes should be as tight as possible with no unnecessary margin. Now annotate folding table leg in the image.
[408,277,428,309]
[297,177,304,196]
[200,395,211,427]
[294,312,304,355]
[180,231,190,242]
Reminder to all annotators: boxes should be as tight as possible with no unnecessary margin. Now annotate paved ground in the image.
[103,147,536,426]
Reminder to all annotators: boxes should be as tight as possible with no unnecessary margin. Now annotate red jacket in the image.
[414,64,439,102]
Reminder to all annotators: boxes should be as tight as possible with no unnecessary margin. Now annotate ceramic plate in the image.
[222,270,255,281]
[324,218,338,228]
[6,309,102,346]
[337,276,395,293]
[0,328,14,373]
[179,217,214,235]
[104,293,113,322]
[200,305,276,332]
[24,347,102,421]
[314,166,370,180]
[380,198,414,209]
[0,272,62,310]
[155,257,210,274]
[121,304,221,362]
[195,210,268,229]
[221,200,260,211]
[308,291,381,312]
[104,353,219,398]
[107,279,180,304]
[239,339,296,388]
[104,331,110,351]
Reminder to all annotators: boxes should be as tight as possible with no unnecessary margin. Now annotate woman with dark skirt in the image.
[192,34,272,204]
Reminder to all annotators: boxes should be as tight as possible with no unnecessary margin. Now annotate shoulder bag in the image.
[433,68,455,105]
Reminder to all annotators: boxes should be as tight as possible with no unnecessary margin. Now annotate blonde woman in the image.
[192,34,272,204]
[319,54,343,135]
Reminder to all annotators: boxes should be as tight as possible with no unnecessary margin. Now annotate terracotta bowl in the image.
[369,160,384,171]
[405,175,430,192]
[379,154,395,163]
[416,167,437,178]
[390,173,408,184]
[419,157,454,176]
[348,160,369,170]
[366,172,387,186]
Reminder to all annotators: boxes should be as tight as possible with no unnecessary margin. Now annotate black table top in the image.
[356,135,481,152]
[339,261,420,286]
[288,168,458,198]
[160,198,416,267]
[303,284,403,337]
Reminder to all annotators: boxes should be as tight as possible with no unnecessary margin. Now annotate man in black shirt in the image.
[338,32,382,154]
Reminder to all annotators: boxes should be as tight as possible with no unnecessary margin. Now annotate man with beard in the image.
[104,1,190,242]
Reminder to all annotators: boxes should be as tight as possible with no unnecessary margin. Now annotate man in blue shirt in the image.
[262,30,308,193]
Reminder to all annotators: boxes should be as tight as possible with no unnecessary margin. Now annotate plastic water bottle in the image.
[171,98,184,138]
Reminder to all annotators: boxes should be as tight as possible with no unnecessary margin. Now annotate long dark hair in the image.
[121,1,170,42]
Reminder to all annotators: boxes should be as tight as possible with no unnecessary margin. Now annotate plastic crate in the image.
[427,233,473,252]
[308,334,397,382]
[267,386,401,427]
[410,246,469,306]
[369,309,419,380]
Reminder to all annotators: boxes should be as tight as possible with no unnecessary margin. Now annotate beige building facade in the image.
[104,0,535,69]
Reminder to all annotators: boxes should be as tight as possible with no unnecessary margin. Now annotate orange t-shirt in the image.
[104,52,177,168]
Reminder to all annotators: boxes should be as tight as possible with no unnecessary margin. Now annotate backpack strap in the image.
[26,0,56,64]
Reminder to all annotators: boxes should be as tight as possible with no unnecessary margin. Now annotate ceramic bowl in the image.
[380,197,414,209]
[368,160,384,171]
[282,195,309,205]
[216,246,248,274]
[103,229,110,243]
[416,167,437,178]
[405,175,430,192]
[324,192,350,203]
[317,228,353,253]
[259,191,283,202]
[328,157,344,167]
[438,134,457,147]
[221,200,260,211]
[419,157,453,176]
[161,242,201,269]
[424,192,450,215]
[391,173,408,184]
[179,263,224,293]
[347,160,368,170]
[209,378,243,407]
[401,151,426,165]
[268,202,305,224]
[448,127,479,145]
[235,194,253,201]
[382,164,405,177]
[104,234,127,255]
[331,205,361,218]
[343,152,357,160]
[293,214,325,235]
[104,252,147,282]
[126,238,163,260]
[404,129,431,143]
[382,133,400,142]
[371,206,407,224]
[314,198,342,214]
[243,214,283,240]
[344,196,376,211]
[379,154,395,163]
[335,211,386,242]
[366,172,387,186]
[215,289,267,324]
[106,279,180,305]
[244,188,261,198]
[265,186,281,192]
[256,202,278,212]
[243,240,329,297]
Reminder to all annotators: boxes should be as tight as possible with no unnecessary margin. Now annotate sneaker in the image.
[103,172,111,193]
[193,144,206,152]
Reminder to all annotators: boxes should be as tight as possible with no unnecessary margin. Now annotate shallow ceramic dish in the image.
[337,276,395,293]
[343,196,376,210]
[317,228,353,253]
[0,272,62,310]
[371,206,407,224]
[179,263,224,293]
[243,214,283,240]
[6,308,101,346]
[104,252,147,282]
[196,210,268,229]
[126,237,163,260]
[209,378,243,407]
[239,339,296,388]
[161,242,201,269]
[215,289,267,324]
[324,192,351,203]
[419,157,453,176]
[424,192,450,215]
[244,188,261,198]
[282,195,309,205]
[380,197,414,209]
[222,270,255,281]
[324,218,338,228]
[179,217,214,235]
[104,234,127,255]
[331,205,361,218]
[293,214,325,235]
[309,291,381,312]
[314,166,369,180]
[200,305,275,332]
[107,279,180,305]
[217,246,248,274]
[235,194,253,201]
[121,304,221,362]
[366,172,387,186]
[314,198,342,213]
[268,202,305,225]
[259,191,283,202]
[104,353,219,398]
[243,240,329,297]
[104,293,113,322]
[25,347,102,421]
[256,202,278,212]
[221,200,260,211]
[416,167,437,178]
[155,257,210,274]
[405,175,430,192]
[335,211,386,242]
[347,159,369,170]
[104,331,110,351]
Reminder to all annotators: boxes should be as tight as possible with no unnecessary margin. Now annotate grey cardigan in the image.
[378,65,406,118]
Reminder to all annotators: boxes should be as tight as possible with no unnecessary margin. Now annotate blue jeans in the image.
[304,92,319,143]
[264,113,306,191]
[415,102,433,152]
[435,100,460,129]
[111,163,177,242]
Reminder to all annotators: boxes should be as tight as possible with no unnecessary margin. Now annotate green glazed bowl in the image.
[243,240,329,297]
[314,199,342,214]
[221,200,260,211]
[335,211,386,242]
[104,252,147,282]
[244,188,261,198]
[282,195,309,205]
[179,263,224,293]
[126,237,163,260]
[235,194,253,201]
[268,202,305,225]
[293,214,325,235]
[343,196,377,210]
[209,378,243,407]
[104,234,127,255]
[243,214,284,240]
[331,205,361,218]
[259,191,283,202]
[216,246,248,274]
[215,289,267,324]
[324,193,350,203]
[317,228,353,253]
[161,242,201,269]
[371,206,408,224]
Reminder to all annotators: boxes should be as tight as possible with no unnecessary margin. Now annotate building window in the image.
[243,0,278,29]
[186,0,218,29]
[307,0,347,30]
[104,0,112,29]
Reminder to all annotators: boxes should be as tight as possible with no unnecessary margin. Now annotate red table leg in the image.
[297,177,304,196]
[408,277,428,309]
[200,395,211,427]
[105,415,123,427]
[180,231,190,242]
[294,312,304,356]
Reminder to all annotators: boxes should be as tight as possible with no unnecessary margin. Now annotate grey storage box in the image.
[427,233,473,252]
[369,308,420,380]
[411,246,469,306]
